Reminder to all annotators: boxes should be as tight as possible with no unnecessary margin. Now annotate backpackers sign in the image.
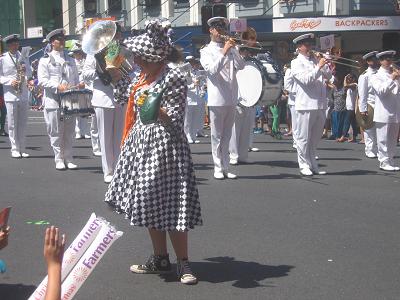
[273,16,400,32]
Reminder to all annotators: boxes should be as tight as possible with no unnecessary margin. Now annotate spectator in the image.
[331,76,347,142]
[343,73,359,142]
[43,226,65,300]
[0,226,10,250]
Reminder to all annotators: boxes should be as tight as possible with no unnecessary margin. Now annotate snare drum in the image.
[59,88,94,117]
[236,57,283,107]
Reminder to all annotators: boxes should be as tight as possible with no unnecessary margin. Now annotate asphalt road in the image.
[0,111,400,300]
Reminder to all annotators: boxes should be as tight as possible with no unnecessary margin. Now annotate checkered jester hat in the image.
[124,19,173,63]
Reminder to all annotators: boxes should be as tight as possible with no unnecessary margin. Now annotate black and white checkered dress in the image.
[105,67,202,232]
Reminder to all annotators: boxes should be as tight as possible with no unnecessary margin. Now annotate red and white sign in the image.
[273,16,400,32]
[230,18,247,33]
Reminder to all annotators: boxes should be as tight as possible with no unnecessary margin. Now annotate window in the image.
[84,0,97,17]
[108,0,122,14]
[175,0,189,8]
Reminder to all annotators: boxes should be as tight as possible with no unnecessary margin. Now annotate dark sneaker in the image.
[177,259,198,285]
[130,254,172,274]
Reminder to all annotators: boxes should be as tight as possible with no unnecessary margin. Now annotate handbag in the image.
[139,83,167,125]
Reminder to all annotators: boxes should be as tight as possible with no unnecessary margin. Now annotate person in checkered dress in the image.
[104,19,202,285]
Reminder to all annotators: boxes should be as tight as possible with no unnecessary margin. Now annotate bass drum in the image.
[236,57,283,107]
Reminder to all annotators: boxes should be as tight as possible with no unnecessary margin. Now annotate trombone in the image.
[311,50,361,69]
[218,34,263,51]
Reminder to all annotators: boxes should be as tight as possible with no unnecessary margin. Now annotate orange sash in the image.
[121,68,165,146]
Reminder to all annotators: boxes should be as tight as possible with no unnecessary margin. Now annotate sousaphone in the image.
[81,20,133,76]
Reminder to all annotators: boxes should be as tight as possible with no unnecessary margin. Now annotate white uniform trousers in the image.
[184,105,202,142]
[90,114,100,153]
[289,104,298,148]
[296,109,326,171]
[248,107,256,148]
[44,108,75,163]
[5,101,28,153]
[375,122,400,166]
[94,106,124,177]
[229,106,253,162]
[364,126,378,157]
[196,102,206,135]
[209,106,236,173]
[75,116,90,137]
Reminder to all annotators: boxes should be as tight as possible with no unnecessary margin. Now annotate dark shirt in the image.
[332,87,346,111]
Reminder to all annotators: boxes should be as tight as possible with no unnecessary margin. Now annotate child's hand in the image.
[0,226,10,250]
[43,226,66,267]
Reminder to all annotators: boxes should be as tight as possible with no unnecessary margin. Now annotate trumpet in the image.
[311,50,361,69]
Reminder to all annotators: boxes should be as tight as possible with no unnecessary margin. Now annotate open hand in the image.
[43,226,65,267]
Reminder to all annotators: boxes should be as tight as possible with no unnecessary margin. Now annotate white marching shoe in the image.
[380,163,400,172]
[224,172,237,179]
[366,152,377,158]
[229,158,238,165]
[11,151,21,158]
[104,175,113,183]
[213,171,225,180]
[93,150,102,157]
[312,169,327,175]
[300,168,313,176]
[21,152,30,158]
[55,162,66,170]
[66,162,78,170]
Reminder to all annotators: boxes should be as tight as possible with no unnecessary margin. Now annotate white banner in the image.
[273,16,400,32]
[27,26,43,38]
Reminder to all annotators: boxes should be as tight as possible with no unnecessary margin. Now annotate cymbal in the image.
[356,103,374,130]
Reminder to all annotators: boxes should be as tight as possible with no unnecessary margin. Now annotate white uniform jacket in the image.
[291,53,332,111]
[284,68,297,106]
[38,50,79,109]
[358,67,377,112]
[187,68,206,106]
[200,41,245,106]
[0,51,32,102]
[371,67,400,123]
[82,55,116,108]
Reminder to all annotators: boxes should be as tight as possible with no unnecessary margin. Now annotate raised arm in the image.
[200,47,228,76]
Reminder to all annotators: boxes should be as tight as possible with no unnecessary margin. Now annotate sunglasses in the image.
[211,23,227,30]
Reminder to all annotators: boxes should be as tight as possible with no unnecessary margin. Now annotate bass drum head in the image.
[236,60,263,107]
[258,60,283,106]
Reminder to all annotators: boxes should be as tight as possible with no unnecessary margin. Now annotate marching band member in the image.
[83,54,124,183]
[229,27,261,165]
[69,44,90,140]
[184,56,205,144]
[370,50,400,171]
[358,51,379,158]
[38,29,82,170]
[0,34,32,158]
[291,33,332,176]
[200,16,245,179]
[284,57,298,149]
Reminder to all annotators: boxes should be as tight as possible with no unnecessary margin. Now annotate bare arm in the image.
[44,226,65,300]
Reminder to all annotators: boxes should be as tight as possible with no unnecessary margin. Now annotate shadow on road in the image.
[160,256,294,288]
[321,157,362,161]
[0,283,36,300]
[239,173,302,180]
[327,170,379,176]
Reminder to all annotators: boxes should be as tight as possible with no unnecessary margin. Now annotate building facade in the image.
[1,0,399,64]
